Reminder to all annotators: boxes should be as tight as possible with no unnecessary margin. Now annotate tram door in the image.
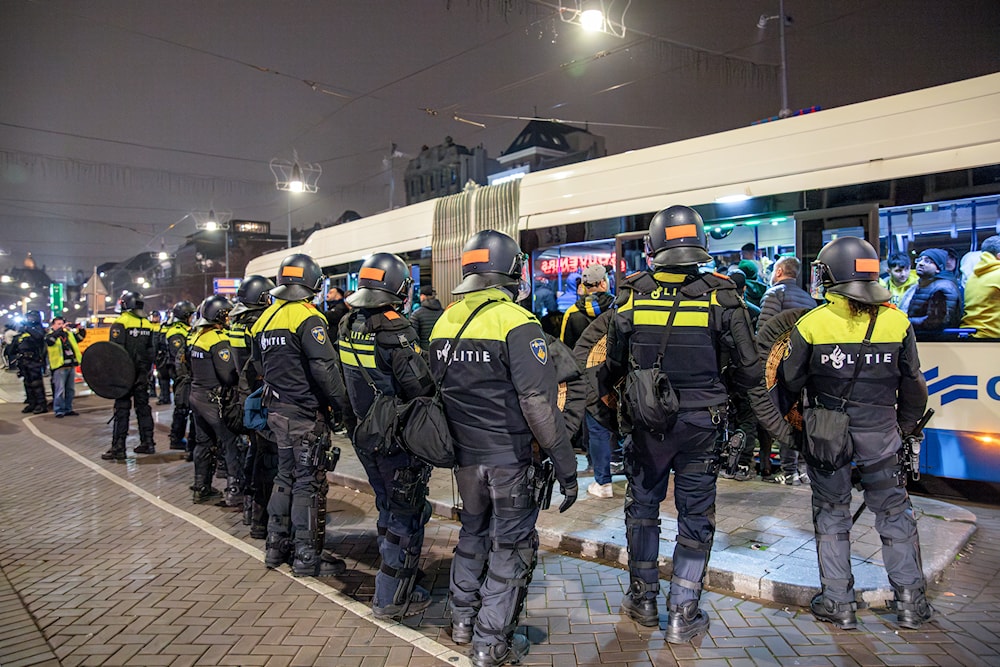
[794,204,880,290]
[614,231,649,289]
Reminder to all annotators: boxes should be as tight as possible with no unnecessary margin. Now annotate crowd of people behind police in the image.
[5,205,959,666]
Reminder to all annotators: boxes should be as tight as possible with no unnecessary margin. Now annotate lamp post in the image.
[194,209,232,280]
[758,0,792,118]
[270,151,321,249]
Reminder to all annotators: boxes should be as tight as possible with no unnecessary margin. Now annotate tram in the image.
[246,72,1000,499]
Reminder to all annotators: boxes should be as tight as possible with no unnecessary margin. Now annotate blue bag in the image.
[243,387,268,431]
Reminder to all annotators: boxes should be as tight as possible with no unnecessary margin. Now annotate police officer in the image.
[339,253,436,619]
[251,253,349,578]
[779,237,933,630]
[103,291,158,460]
[600,206,761,643]
[228,275,278,538]
[164,301,197,452]
[188,296,240,503]
[17,311,47,414]
[429,230,578,667]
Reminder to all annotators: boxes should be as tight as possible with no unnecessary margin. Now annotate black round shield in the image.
[81,341,135,399]
[757,308,812,432]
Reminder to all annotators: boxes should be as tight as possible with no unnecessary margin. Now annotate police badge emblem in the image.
[218,348,231,362]
[529,338,548,365]
[311,326,327,344]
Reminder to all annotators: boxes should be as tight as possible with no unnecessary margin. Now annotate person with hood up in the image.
[961,235,1000,338]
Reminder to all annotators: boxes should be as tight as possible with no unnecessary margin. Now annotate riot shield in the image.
[81,341,135,399]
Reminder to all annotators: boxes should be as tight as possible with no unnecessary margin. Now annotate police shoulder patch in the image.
[311,326,327,345]
[218,348,231,362]
[529,337,548,365]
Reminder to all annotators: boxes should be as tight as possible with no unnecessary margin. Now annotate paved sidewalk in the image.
[330,437,976,609]
[0,378,998,666]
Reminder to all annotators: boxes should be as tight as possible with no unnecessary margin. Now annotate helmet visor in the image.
[809,261,829,299]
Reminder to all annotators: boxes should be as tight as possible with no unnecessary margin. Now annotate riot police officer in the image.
[17,310,47,414]
[164,301,197,452]
[188,296,240,503]
[600,206,761,643]
[103,291,158,460]
[429,230,578,667]
[228,275,278,538]
[779,237,933,630]
[251,253,349,578]
[339,253,436,619]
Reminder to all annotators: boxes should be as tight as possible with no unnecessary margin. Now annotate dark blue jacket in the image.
[756,279,817,334]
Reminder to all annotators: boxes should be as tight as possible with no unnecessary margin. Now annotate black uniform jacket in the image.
[110,311,155,369]
[560,291,614,350]
[428,289,576,484]
[602,270,761,409]
[779,293,928,440]
[250,299,347,413]
[189,327,238,391]
[338,308,435,420]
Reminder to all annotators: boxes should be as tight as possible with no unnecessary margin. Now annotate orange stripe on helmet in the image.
[282,266,304,278]
[665,224,697,241]
[855,258,880,273]
[463,249,490,265]
[359,267,385,281]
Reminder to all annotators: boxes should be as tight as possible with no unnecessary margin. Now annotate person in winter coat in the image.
[756,257,817,334]
[961,235,1000,338]
[906,248,962,331]
[409,285,444,349]
[560,264,614,350]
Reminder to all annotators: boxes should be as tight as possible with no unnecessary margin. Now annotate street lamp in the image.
[194,208,233,278]
[758,0,793,118]
[270,150,321,249]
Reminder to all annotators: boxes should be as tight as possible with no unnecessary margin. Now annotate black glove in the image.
[558,477,578,513]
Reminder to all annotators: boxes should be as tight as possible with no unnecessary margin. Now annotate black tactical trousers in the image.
[21,360,46,411]
[355,446,431,609]
[190,391,241,492]
[112,369,155,450]
[450,462,539,653]
[266,407,329,558]
[245,432,279,528]
[626,409,719,607]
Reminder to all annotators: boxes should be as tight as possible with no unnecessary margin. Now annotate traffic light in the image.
[49,282,64,314]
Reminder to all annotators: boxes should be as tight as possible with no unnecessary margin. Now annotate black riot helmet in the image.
[118,290,146,317]
[24,310,42,325]
[346,253,412,309]
[171,300,197,324]
[811,236,890,305]
[644,205,711,267]
[452,230,525,295]
[270,253,323,301]
[231,275,275,316]
[192,295,233,328]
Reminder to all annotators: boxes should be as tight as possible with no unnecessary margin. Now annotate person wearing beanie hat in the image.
[736,260,767,308]
[907,247,961,331]
[409,284,443,349]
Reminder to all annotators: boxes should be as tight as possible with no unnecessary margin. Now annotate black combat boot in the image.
[134,441,156,454]
[101,443,127,462]
[470,633,529,667]
[192,486,221,503]
[621,593,659,627]
[893,587,934,630]
[265,534,292,569]
[665,599,710,643]
[292,544,346,578]
[810,593,858,630]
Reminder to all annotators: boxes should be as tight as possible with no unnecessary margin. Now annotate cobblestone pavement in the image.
[0,391,998,666]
